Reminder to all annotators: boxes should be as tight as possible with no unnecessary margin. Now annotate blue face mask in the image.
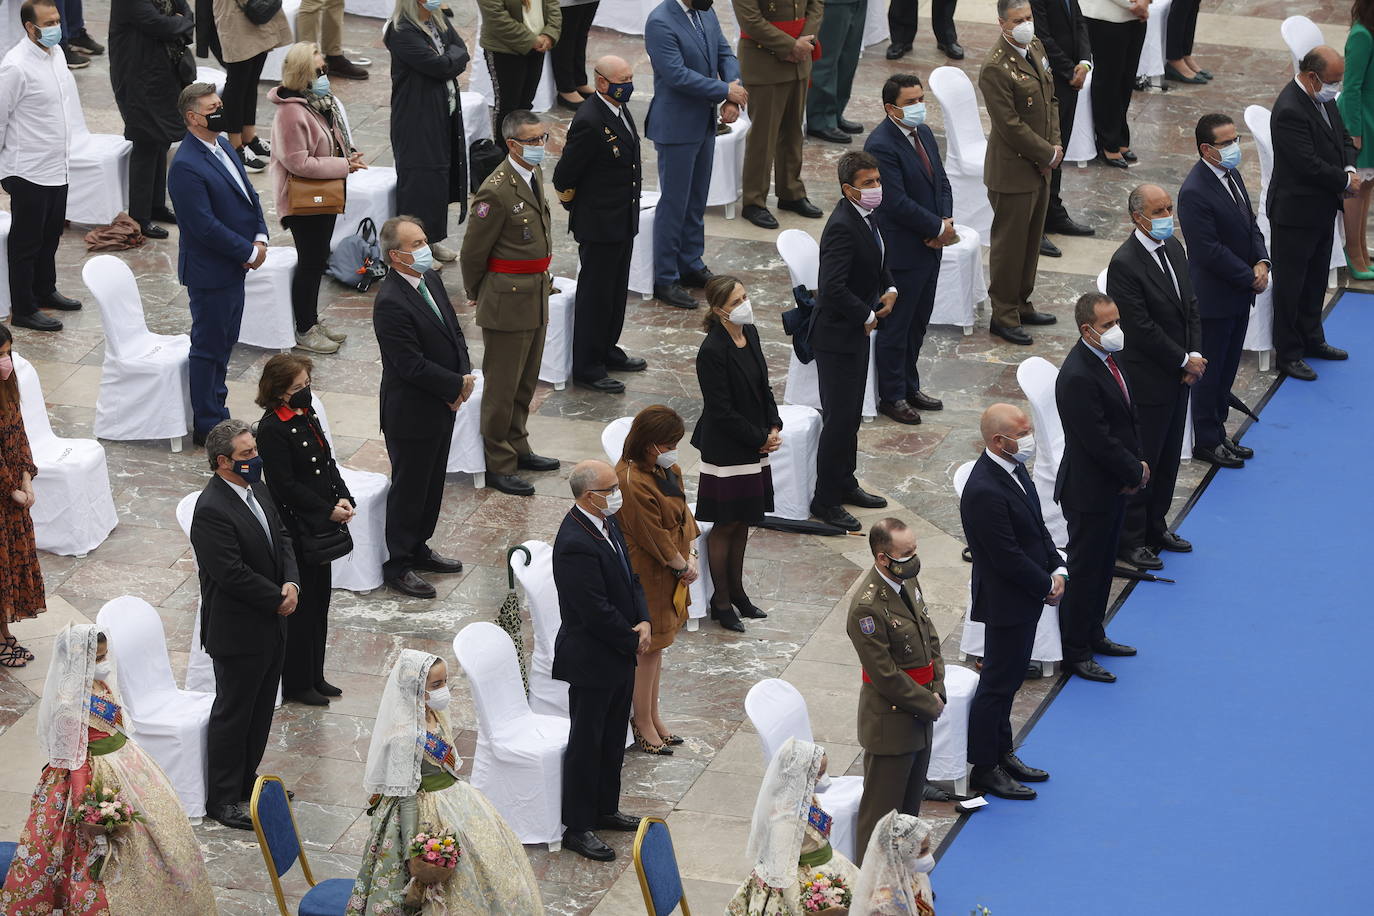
[896,102,926,128]
[1217,141,1241,169]
[422,0,443,8]
[519,143,546,167]
[404,244,434,273]
[232,455,264,484]
[311,74,331,96]
[1147,216,1174,241]
[605,80,633,104]
[36,24,62,48]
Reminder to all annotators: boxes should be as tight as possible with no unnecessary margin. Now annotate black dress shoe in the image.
[938,41,965,60]
[576,376,626,393]
[150,206,177,224]
[1039,236,1062,258]
[563,830,615,861]
[923,783,954,802]
[777,197,824,218]
[1119,546,1164,570]
[1098,153,1129,169]
[1093,637,1137,657]
[990,322,1033,345]
[1019,311,1057,325]
[387,570,436,599]
[606,354,647,372]
[1279,359,1317,381]
[1158,531,1191,553]
[1306,343,1348,361]
[192,431,207,447]
[842,487,888,509]
[970,766,1036,800]
[654,284,698,309]
[44,291,82,311]
[209,803,254,830]
[1068,659,1116,682]
[742,205,779,229]
[488,473,536,496]
[1000,751,1049,783]
[1164,63,1206,84]
[1222,436,1254,459]
[597,812,642,832]
[1120,149,1139,163]
[139,221,170,239]
[1193,443,1243,468]
[837,117,864,134]
[678,267,714,288]
[315,680,343,697]
[810,501,861,532]
[734,598,768,619]
[885,41,911,60]
[879,399,922,425]
[517,453,561,472]
[556,94,583,112]
[907,390,943,411]
[1046,216,1094,236]
[807,127,852,144]
[710,605,746,632]
[285,688,330,706]
[414,552,464,573]
[10,312,63,331]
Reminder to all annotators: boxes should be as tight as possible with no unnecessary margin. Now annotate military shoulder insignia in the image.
[513,201,526,214]
[860,584,875,602]
[859,616,876,635]
[474,202,491,219]
[487,170,504,185]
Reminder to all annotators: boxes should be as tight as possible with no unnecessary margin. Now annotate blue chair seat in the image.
[0,841,17,885]
[299,877,353,916]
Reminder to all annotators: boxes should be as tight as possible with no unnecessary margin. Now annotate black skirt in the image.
[694,458,774,524]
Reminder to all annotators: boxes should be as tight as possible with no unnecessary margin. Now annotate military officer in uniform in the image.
[460,109,562,497]
[846,517,945,866]
[733,0,824,229]
[980,0,1062,347]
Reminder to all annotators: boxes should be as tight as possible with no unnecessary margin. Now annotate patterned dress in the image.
[0,396,45,626]
[0,688,218,915]
[728,800,862,916]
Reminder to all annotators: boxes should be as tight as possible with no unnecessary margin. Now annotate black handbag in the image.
[234,0,282,26]
[298,524,353,565]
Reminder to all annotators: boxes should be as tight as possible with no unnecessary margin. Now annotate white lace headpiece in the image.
[851,811,934,916]
[37,624,101,770]
[363,649,445,796]
[745,736,826,889]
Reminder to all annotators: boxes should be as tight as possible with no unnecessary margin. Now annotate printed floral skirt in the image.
[727,856,862,916]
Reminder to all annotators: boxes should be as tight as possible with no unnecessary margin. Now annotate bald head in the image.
[980,403,1030,450]
[594,55,633,103]
[1299,46,1344,98]
[570,459,618,516]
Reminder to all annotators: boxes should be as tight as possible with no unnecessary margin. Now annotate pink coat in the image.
[268,87,351,219]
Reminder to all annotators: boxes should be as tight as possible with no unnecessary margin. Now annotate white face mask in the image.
[1316,81,1342,102]
[93,661,112,682]
[1096,324,1125,352]
[426,687,451,711]
[727,299,754,326]
[1009,20,1035,45]
[655,447,679,469]
[911,853,935,874]
[600,488,623,515]
[1003,432,1036,464]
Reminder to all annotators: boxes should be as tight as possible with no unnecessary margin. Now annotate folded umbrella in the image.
[500,545,532,693]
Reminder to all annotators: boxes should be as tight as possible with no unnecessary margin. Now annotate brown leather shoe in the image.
[878,399,922,425]
[325,54,369,80]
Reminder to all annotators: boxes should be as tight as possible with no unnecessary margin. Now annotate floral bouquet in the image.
[68,776,144,880]
[403,829,461,907]
[800,870,852,913]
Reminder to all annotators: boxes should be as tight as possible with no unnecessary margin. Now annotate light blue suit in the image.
[644,0,740,286]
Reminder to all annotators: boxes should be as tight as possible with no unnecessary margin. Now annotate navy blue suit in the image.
[644,0,740,286]
[167,132,269,438]
[1177,159,1268,449]
[865,118,953,402]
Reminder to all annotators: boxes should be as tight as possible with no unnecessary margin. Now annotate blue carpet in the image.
[933,292,1374,914]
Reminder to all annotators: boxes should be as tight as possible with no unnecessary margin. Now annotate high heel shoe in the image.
[1345,255,1374,280]
[632,724,674,755]
[660,733,686,745]
[710,604,746,633]
[733,598,768,619]
[1098,153,1129,170]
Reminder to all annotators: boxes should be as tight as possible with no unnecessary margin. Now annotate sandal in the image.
[3,635,34,661]
[0,644,27,669]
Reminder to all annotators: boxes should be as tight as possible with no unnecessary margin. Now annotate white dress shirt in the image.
[576,505,620,555]
[982,447,1068,578]
[221,476,299,592]
[199,136,270,245]
[0,37,73,186]
[598,90,627,125]
[1132,228,1202,369]
[849,199,898,324]
[508,154,541,196]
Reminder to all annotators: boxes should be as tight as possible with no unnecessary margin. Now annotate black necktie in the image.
[1012,461,1041,517]
[866,215,883,257]
[1225,170,1249,213]
[899,586,916,614]
[529,176,542,209]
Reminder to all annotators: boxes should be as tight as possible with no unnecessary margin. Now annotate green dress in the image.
[1340,23,1374,168]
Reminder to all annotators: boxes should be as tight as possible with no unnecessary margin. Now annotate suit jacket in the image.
[864,118,953,268]
[690,322,782,465]
[644,0,741,144]
[961,453,1057,627]
[255,407,354,538]
[551,509,650,688]
[551,95,642,244]
[1106,233,1203,405]
[1177,159,1269,320]
[733,0,822,85]
[460,156,553,332]
[979,35,1060,193]
[372,268,472,439]
[815,200,894,354]
[1030,0,1090,84]
[167,133,269,289]
[190,475,299,657]
[1054,340,1145,511]
[1268,79,1359,228]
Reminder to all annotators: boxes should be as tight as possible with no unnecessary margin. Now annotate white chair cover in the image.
[95,595,215,818]
[927,67,993,244]
[509,540,566,717]
[195,66,226,94]
[469,23,556,113]
[540,277,576,389]
[1064,68,1097,164]
[344,0,391,17]
[1281,15,1324,74]
[260,0,302,83]
[1135,0,1170,79]
[461,91,494,146]
[446,369,486,486]
[743,678,863,862]
[62,73,132,225]
[82,256,193,443]
[862,0,887,49]
[628,191,660,297]
[770,404,821,521]
[241,246,299,350]
[0,211,10,319]
[1015,357,1068,548]
[330,166,398,250]
[12,354,118,556]
[927,664,978,786]
[0,0,24,54]
[931,224,984,334]
[453,622,570,846]
[707,109,751,217]
[311,393,390,592]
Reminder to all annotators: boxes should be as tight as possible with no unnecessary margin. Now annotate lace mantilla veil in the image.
[37,624,101,770]
[746,736,826,889]
[363,649,454,796]
[851,811,933,916]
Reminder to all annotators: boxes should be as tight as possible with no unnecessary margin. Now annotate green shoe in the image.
[1345,255,1374,280]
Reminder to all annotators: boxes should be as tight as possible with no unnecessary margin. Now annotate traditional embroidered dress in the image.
[727,799,861,916]
[852,811,937,916]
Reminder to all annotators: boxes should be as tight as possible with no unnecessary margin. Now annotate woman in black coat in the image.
[254,354,355,707]
[384,0,470,261]
[108,0,194,238]
[691,275,783,634]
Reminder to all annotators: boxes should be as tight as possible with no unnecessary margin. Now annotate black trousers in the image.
[1192,312,1248,449]
[888,0,957,46]
[876,264,938,402]
[550,1,599,93]
[1048,75,1078,223]
[207,640,285,808]
[383,426,454,581]
[1122,385,1188,551]
[282,552,332,694]
[397,163,452,245]
[854,726,931,868]
[1060,499,1125,663]
[1271,219,1333,364]
[1,177,67,317]
[573,240,633,381]
[967,619,1038,766]
[221,52,267,133]
[488,49,545,143]
[813,345,868,506]
[1165,0,1200,60]
[128,141,170,223]
[283,213,338,333]
[563,674,633,831]
[1085,18,1145,153]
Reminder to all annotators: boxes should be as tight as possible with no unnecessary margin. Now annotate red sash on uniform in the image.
[740,18,821,60]
[486,256,552,274]
[861,662,934,686]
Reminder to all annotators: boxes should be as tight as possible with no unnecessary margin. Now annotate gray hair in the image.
[379,214,424,259]
[502,109,543,143]
[205,418,251,470]
[177,82,217,119]
[568,464,601,498]
[997,0,1030,18]
[1127,184,1149,217]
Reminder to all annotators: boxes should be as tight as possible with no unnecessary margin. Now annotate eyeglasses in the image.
[315,66,329,77]
[1209,136,1240,148]
[587,486,618,494]
[513,133,550,147]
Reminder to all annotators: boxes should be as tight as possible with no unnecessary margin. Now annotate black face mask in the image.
[287,386,312,410]
[201,109,227,134]
[690,0,713,10]
[884,553,921,580]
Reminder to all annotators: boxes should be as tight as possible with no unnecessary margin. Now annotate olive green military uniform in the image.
[459,156,553,475]
[979,35,1061,330]
[734,0,822,210]
[845,566,945,866]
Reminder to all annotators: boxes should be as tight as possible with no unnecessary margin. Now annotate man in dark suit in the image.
[373,215,473,599]
[553,459,651,862]
[190,419,299,831]
[811,151,893,532]
[552,55,647,394]
[864,74,955,425]
[1178,113,1269,469]
[167,82,270,445]
[1106,184,1204,573]
[1268,46,1358,381]
[961,403,1062,800]
[1055,292,1145,682]
[886,0,962,62]
[644,0,745,308]
[1030,0,1095,248]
